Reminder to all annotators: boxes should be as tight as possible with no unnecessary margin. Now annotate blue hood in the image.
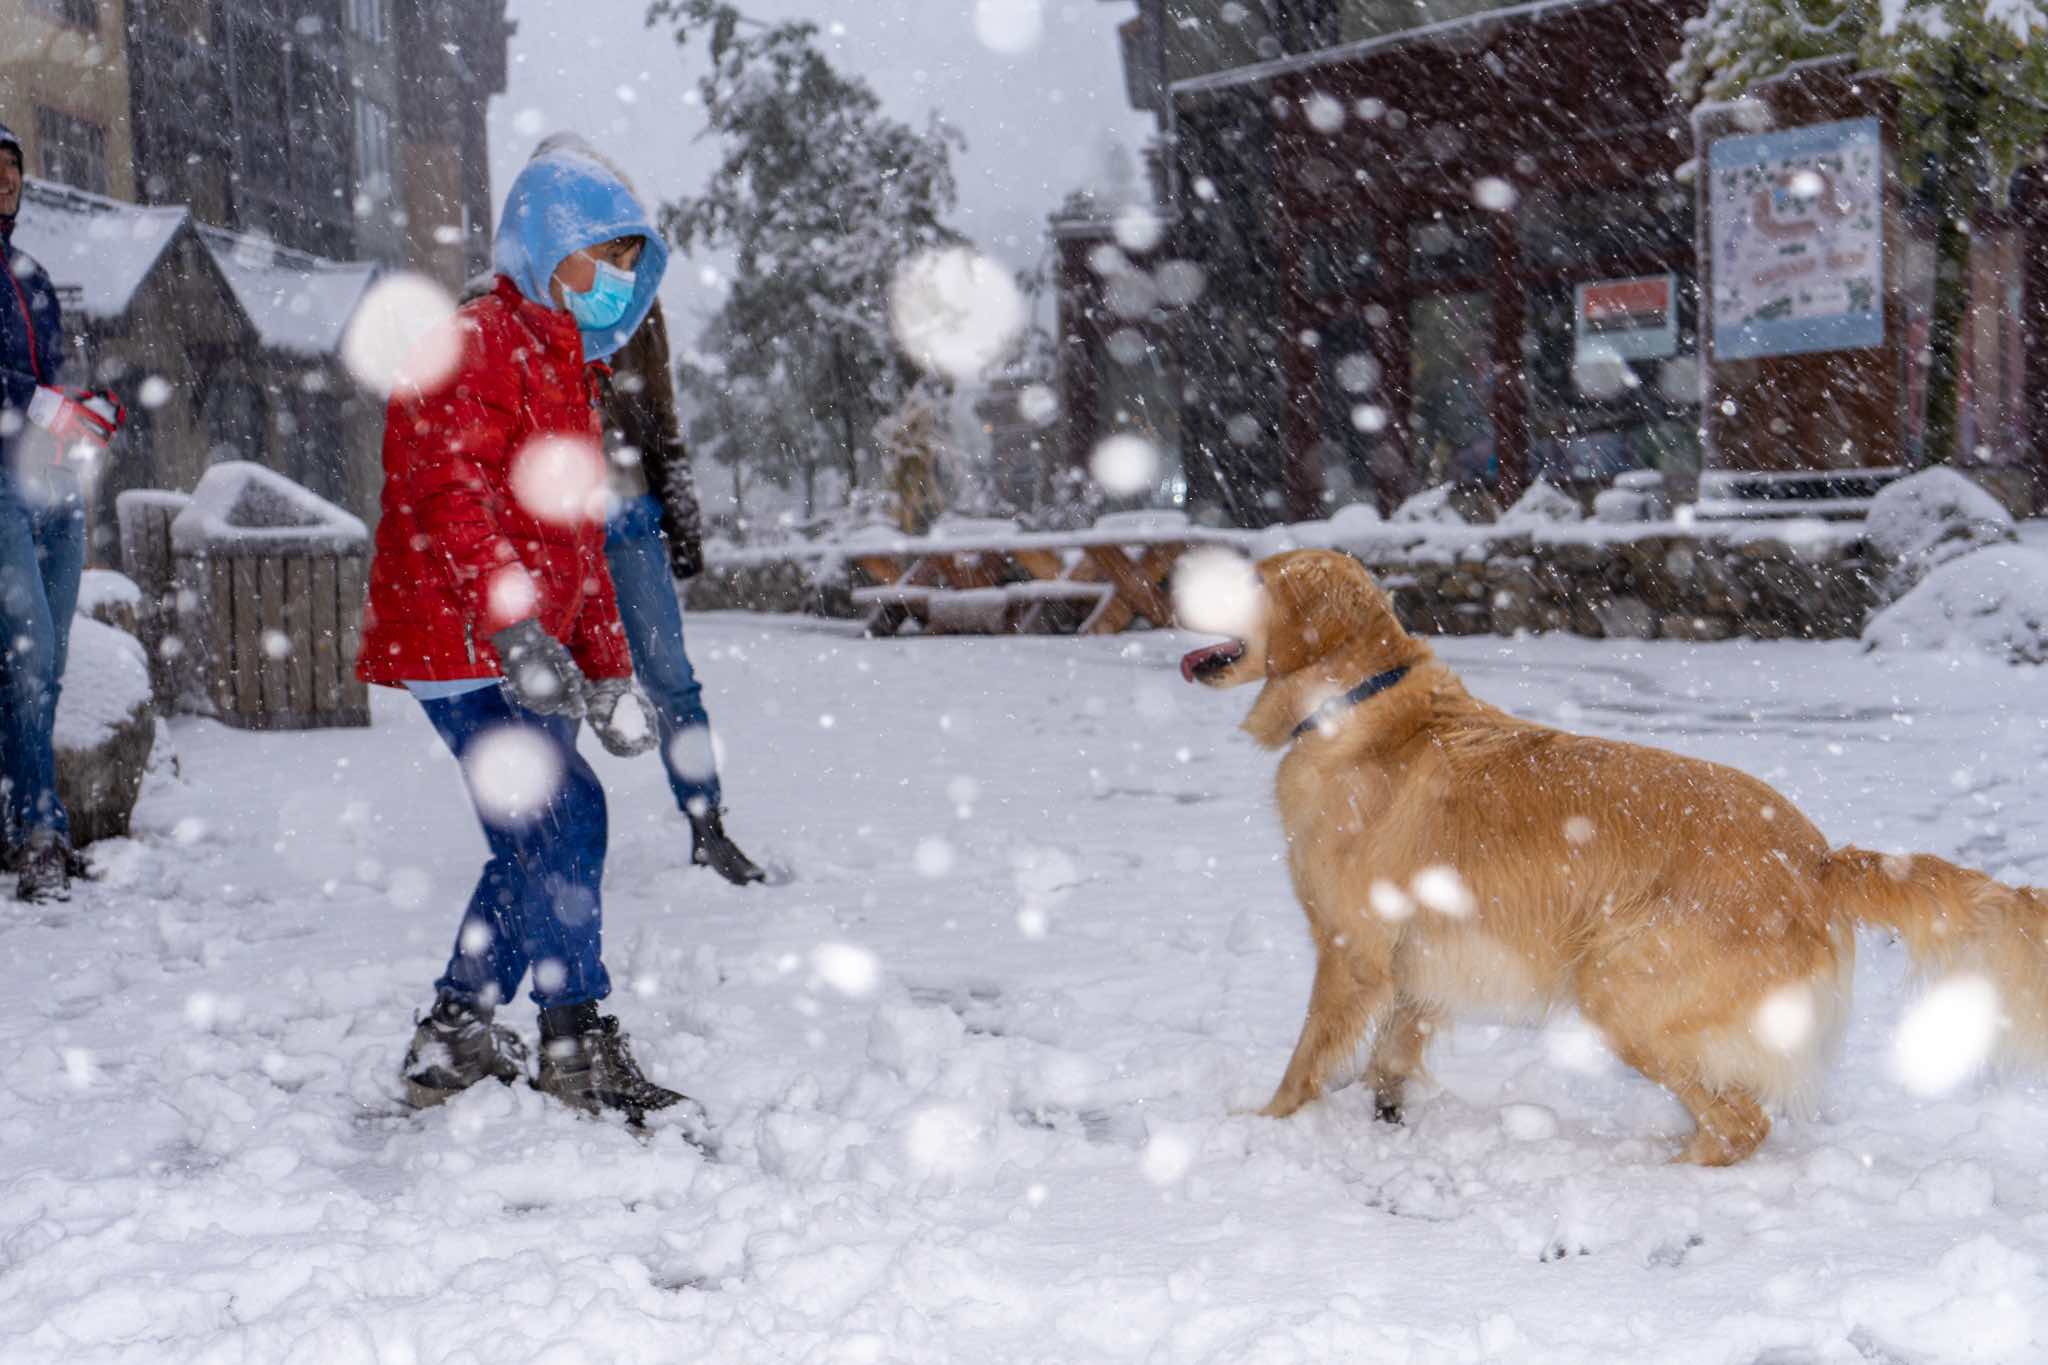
[491,145,668,363]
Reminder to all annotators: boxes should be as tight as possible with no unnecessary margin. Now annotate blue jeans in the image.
[605,494,721,814]
[0,474,84,841]
[421,687,611,1011]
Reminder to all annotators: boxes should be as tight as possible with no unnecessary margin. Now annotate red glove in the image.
[27,387,125,459]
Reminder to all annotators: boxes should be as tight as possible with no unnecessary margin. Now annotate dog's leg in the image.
[1261,950,1388,1119]
[1606,1038,1770,1166]
[1364,997,1439,1125]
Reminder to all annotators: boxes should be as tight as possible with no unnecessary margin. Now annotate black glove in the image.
[668,527,705,582]
[583,676,660,757]
[490,619,586,717]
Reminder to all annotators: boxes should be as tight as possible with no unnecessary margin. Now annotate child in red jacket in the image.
[359,142,684,1124]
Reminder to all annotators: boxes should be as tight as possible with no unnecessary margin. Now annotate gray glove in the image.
[490,619,586,717]
[584,675,660,757]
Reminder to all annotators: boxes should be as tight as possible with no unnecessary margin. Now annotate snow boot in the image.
[688,807,766,886]
[401,994,530,1108]
[16,828,71,904]
[534,1003,692,1123]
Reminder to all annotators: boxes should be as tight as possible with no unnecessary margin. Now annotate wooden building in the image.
[1063,0,2048,524]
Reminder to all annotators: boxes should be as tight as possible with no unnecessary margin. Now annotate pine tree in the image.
[649,1,964,517]
[1673,0,2048,464]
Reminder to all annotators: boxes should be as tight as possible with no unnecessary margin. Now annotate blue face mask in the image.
[564,258,636,331]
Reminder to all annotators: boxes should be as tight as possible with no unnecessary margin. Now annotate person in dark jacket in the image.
[0,120,94,903]
[359,141,690,1124]
[529,132,767,886]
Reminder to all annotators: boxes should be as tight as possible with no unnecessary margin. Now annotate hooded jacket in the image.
[0,122,65,469]
[356,148,667,687]
[520,134,704,579]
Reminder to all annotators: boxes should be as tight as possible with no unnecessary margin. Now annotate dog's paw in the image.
[1373,1100,1404,1126]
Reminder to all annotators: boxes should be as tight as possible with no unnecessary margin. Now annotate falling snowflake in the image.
[811,942,881,997]
[973,0,1042,53]
[1090,433,1158,496]
[1171,548,1261,638]
[341,273,461,397]
[1893,974,2001,1097]
[463,725,564,828]
[888,247,1025,382]
[509,435,607,527]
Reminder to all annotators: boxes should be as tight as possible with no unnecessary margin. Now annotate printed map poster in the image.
[1709,117,1884,361]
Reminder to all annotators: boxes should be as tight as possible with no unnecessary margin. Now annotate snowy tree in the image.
[1673,0,2048,464]
[648,1,966,515]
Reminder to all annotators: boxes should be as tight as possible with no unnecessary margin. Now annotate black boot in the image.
[401,994,530,1108]
[688,807,766,886]
[534,1003,692,1123]
[16,829,71,904]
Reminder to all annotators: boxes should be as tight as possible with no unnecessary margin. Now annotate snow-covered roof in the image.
[1170,0,1622,99]
[10,180,189,321]
[196,225,381,359]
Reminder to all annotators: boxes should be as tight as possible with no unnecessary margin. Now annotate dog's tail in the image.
[1823,846,2048,1066]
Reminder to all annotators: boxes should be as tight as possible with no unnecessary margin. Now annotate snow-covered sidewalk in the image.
[4,615,2046,1363]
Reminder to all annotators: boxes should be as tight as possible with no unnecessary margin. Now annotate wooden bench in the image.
[849,520,1245,637]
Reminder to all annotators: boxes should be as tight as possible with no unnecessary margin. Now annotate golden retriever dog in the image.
[1179,548,2048,1164]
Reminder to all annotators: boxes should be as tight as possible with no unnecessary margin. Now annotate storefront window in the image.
[1522,278,1701,487]
[1409,291,1496,485]
[1302,214,1377,297]
[1520,185,1693,269]
[1408,210,1494,283]
[1315,318,1398,508]
[1095,332,1185,507]
[1901,227,2028,464]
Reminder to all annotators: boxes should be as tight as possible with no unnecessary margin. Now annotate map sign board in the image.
[1708,117,1884,361]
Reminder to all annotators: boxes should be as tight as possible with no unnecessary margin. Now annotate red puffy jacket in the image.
[357,276,631,687]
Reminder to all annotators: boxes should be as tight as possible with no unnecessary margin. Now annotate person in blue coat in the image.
[0,120,89,903]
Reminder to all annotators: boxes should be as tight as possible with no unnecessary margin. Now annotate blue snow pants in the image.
[421,687,612,1011]
[604,494,721,815]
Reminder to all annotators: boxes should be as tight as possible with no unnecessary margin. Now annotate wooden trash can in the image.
[161,462,371,729]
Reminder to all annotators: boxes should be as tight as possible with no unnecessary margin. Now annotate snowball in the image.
[1473,177,1518,212]
[888,247,1026,382]
[1753,983,1817,1054]
[1113,204,1165,253]
[1893,974,2000,1097]
[1303,92,1345,134]
[1140,1132,1194,1185]
[1017,383,1059,426]
[462,725,564,828]
[1154,260,1206,308]
[1334,353,1379,394]
[1411,866,1474,918]
[1090,433,1158,496]
[811,942,881,998]
[1500,1103,1558,1141]
[1368,878,1414,922]
[973,0,1042,53]
[342,273,461,397]
[1171,548,1261,638]
[1572,344,1635,400]
[665,724,719,782]
[914,836,956,878]
[508,435,607,527]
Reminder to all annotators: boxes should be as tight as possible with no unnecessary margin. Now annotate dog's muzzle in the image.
[1181,640,1244,683]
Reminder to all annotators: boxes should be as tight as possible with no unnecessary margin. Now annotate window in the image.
[33,107,109,196]
[353,99,392,198]
[346,0,385,44]
[30,0,99,31]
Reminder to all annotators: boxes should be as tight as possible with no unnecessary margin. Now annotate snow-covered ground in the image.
[5,615,2047,1363]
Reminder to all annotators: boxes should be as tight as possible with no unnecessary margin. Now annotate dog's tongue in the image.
[1180,642,1241,683]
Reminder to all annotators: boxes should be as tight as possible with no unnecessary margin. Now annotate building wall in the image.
[392,0,513,289]
[1339,0,1516,43]
[0,0,137,201]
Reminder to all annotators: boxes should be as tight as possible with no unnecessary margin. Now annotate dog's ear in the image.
[1261,551,1405,676]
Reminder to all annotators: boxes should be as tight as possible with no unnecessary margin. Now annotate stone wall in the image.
[685,524,1883,643]
[1362,528,1881,642]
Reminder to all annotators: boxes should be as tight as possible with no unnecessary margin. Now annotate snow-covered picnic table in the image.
[844,513,1252,636]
